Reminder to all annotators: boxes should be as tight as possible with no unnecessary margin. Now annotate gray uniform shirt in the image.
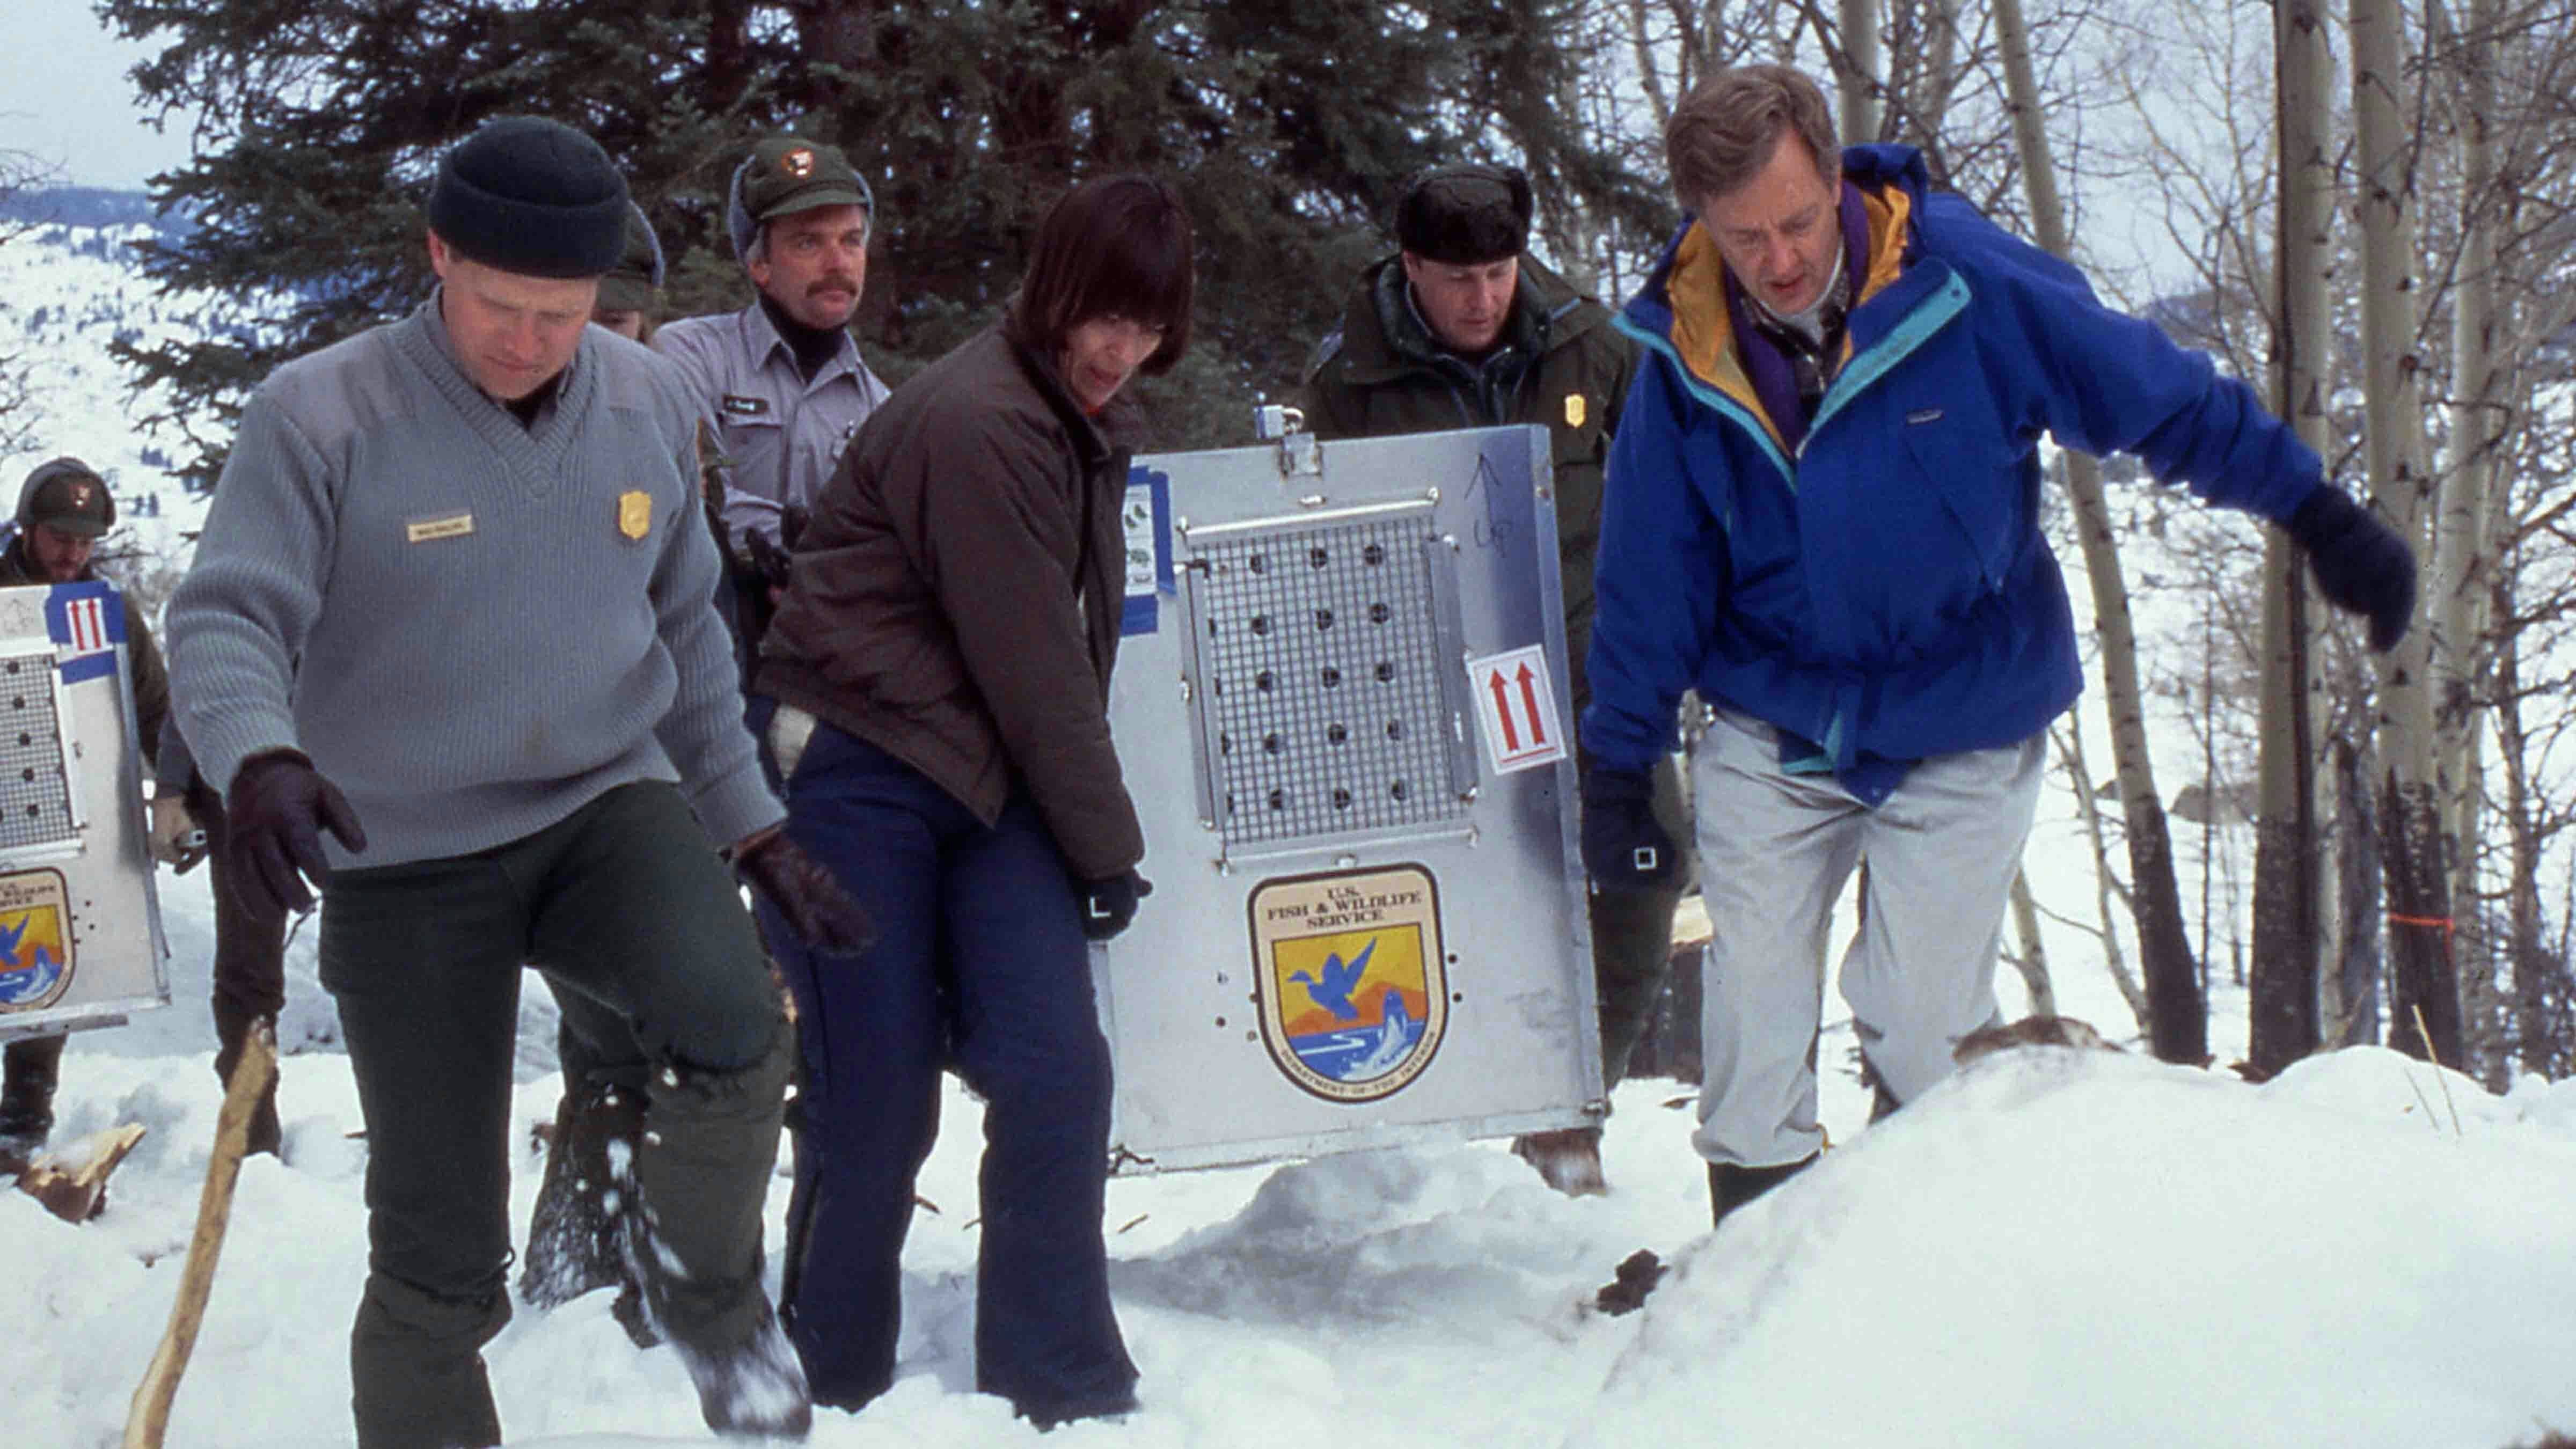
[653,301,890,546]
[165,295,782,868]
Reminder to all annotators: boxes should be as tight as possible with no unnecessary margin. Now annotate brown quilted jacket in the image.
[755,325,1143,879]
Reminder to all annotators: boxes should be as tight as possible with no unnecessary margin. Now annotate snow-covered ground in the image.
[10,810,2576,1448]
[5,208,2573,1448]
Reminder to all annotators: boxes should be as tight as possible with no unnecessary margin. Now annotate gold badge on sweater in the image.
[618,491,652,541]
[1563,393,1587,429]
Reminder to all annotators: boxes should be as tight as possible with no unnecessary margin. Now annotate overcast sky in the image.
[0,0,197,190]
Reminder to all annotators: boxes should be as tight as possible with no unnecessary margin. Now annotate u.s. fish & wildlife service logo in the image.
[1250,865,1446,1102]
[0,869,75,1014]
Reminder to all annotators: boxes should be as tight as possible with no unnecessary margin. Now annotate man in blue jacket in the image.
[1579,65,2414,1228]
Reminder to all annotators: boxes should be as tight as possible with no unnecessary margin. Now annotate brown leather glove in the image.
[226,750,367,917]
[734,827,874,956]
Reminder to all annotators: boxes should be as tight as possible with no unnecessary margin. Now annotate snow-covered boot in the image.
[0,1033,64,1173]
[617,1031,809,1439]
[668,1299,813,1440]
[1511,1125,1608,1196]
[521,1079,648,1330]
[1709,1153,1815,1229]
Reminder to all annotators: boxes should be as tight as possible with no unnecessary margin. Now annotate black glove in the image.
[2287,487,2417,652]
[1079,869,1153,941]
[1580,765,1681,891]
[743,526,795,594]
[734,828,875,955]
[225,751,367,918]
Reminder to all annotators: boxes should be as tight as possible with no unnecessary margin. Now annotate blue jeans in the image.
[752,704,1137,1421]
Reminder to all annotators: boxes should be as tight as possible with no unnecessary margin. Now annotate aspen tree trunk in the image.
[2351,0,2461,1064]
[2250,0,2338,1075]
[1630,0,1675,130]
[1893,0,1965,163]
[1995,0,2202,1062]
[2493,607,2572,1078]
[2007,868,2060,1017]
[1835,0,1880,142]
[2056,722,2153,1030]
[2329,736,2389,1046]
[2427,0,2504,1077]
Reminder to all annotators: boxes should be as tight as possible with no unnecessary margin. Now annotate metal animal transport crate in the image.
[1094,421,1596,1173]
[0,581,169,1045]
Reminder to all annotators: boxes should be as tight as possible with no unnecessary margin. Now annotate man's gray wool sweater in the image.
[166,296,784,868]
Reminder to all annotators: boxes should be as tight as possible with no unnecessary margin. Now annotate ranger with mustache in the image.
[657,135,891,652]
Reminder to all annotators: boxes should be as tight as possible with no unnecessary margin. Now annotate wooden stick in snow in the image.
[14,1122,148,1223]
[122,1020,277,1449]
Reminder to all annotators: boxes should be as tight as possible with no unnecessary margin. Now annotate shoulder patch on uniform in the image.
[721,394,770,418]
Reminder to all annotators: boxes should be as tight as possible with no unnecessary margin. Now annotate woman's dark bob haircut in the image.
[1009,173,1195,376]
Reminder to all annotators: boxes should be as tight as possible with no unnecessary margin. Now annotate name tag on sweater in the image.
[405,511,475,543]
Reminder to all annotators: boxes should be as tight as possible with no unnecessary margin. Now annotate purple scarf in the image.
[1722,181,1874,453]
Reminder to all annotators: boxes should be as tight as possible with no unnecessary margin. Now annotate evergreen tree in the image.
[103,0,1661,484]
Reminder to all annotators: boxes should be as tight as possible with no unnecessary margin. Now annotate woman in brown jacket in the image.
[749,174,1192,1427]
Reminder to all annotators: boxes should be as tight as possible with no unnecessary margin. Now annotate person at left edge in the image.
[750,172,1191,1427]
[0,458,170,1175]
[165,114,869,1448]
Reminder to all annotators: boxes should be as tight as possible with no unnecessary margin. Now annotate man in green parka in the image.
[1300,164,1690,1195]
[0,457,175,1173]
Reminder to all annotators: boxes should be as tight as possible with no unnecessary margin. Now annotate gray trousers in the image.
[1690,707,2044,1168]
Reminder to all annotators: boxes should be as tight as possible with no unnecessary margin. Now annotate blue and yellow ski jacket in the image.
[1582,143,2323,797]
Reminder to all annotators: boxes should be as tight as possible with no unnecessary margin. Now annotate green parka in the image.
[1299,252,1637,713]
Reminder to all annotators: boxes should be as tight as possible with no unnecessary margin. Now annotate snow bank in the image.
[1578,1045,2576,1449]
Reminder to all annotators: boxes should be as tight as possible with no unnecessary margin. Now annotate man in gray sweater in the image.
[165,115,868,1447]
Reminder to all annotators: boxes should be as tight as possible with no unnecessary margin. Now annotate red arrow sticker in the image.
[1466,645,1567,775]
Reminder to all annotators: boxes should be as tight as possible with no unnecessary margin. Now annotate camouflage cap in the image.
[17,457,114,539]
[595,201,667,314]
[726,136,875,260]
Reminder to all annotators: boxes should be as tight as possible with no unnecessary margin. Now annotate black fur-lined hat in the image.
[1395,163,1534,265]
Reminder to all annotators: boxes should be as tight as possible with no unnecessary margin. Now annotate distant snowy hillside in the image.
[0,189,226,579]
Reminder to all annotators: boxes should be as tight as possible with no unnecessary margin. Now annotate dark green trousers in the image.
[319,781,788,1449]
[1588,754,1690,1090]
